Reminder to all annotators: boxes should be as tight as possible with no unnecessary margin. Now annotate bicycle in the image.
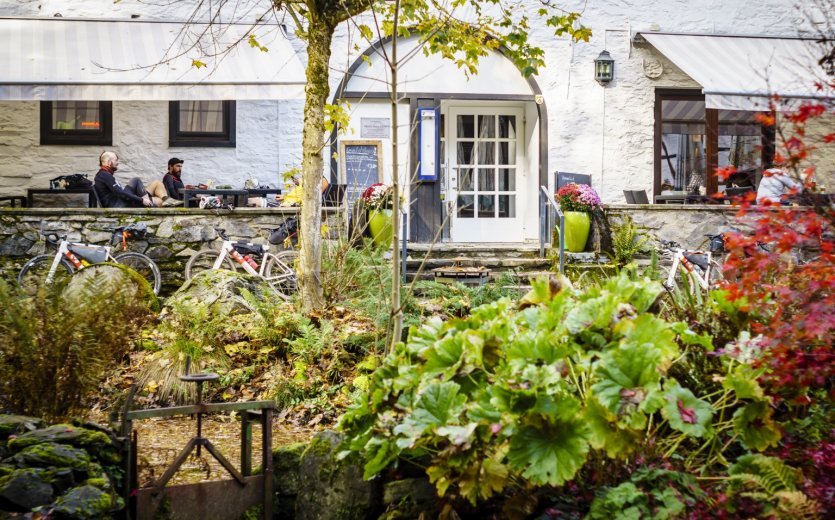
[18,224,162,295]
[184,227,298,299]
[657,238,724,293]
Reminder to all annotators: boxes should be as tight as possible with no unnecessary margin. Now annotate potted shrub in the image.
[362,183,393,246]
[555,183,602,252]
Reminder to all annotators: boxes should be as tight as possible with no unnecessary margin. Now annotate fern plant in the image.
[728,454,821,519]
[609,215,649,266]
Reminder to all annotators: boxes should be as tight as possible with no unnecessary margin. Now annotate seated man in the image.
[756,167,802,204]
[146,157,186,207]
[93,151,154,208]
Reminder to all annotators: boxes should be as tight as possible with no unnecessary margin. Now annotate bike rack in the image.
[120,365,275,520]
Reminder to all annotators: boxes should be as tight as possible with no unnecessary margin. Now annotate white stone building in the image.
[0,0,832,244]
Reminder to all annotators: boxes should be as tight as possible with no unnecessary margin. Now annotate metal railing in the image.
[539,186,565,274]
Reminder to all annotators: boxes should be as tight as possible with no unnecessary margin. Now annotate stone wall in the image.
[0,207,345,295]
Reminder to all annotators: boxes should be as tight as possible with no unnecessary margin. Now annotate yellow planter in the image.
[368,209,393,247]
[561,211,591,252]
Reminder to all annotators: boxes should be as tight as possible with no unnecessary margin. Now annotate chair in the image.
[323,183,346,207]
[624,190,649,204]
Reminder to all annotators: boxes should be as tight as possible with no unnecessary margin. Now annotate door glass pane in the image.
[478,195,495,218]
[457,195,474,218]
[457,141,474,164]
[498,195,516,218]
[477,142,494,164]
[457,168,474,191]
[499,142,516,165]
[478,115,495,138]
[498,115,516,138]
[478,168,495,191]
[498,168,515,191]
[52,101,101,131]
[457,115,474,138]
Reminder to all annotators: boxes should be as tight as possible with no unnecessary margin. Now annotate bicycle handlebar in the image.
[214,227,230,240]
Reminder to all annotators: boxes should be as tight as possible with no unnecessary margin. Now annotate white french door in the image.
[447,106,525,242]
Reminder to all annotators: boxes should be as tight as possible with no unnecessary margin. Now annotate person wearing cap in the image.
[146,158,187,207]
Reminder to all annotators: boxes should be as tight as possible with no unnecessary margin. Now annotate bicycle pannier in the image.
[50,174,93,190]
[708,234,726,254]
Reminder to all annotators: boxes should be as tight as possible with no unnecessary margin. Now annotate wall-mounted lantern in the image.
[594,50,614,85]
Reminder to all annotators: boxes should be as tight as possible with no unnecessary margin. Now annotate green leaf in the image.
[421,335,464,378]
[729,454,800,493]
[617,314,681,360]
[733,400,782,451]
[723,365,765,400]
[362,436,397,480]
[592,342,664,415]
[661,381,713,438]
[506,418,590,486]
[583,399,644,458]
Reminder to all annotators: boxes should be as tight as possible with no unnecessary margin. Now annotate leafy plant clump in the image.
[0,277,155,421]
[339,273,734,506]
[609,214,649,267]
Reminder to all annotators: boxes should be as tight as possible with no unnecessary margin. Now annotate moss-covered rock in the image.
[64,263,159,312]
[164,269,272,318]
[273,442,307,519]
[0,468,54,511]
[50,485,123,519]
[295,431,380,520]
[0,415,43,439]
[7,425,113,456]
[11,442,91,470]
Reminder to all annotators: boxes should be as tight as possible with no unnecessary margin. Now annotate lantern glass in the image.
[594,50,614,84]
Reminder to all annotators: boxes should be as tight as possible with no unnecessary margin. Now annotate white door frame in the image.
[445,105,526,242]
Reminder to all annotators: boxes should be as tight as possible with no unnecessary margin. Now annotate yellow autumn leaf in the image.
[192,59,207,69]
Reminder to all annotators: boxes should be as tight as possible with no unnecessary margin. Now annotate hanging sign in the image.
[417,108,438,181]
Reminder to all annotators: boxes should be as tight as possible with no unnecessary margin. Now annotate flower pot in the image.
[368,208,393,247]
[561,211,591,252]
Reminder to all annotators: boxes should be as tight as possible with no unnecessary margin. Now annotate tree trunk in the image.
[298,16,334,313]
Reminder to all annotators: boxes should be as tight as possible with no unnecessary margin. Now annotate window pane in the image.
[478,195,495,218]
[457,141,474,164]
[660,133,706,192]
[498,116,516,138]
[457,168,473,191]
[498,168,516,191]
[457,115,474,138]
[478,168,495,191]
[179,101,224,133]
[499,142,516,165]
[478,115,495,138]
[498,195,516,218]
[457,195,474,218]
[477,142,494,164]
[52,101,101,131]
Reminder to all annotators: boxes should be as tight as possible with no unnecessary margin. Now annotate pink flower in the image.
[555,183,601,212]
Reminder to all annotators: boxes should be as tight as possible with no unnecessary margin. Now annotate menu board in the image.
[340,140,383,204]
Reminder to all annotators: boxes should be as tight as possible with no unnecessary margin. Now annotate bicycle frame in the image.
[46,239,114,283]
[662,247,716,292]
[213,240,268,276]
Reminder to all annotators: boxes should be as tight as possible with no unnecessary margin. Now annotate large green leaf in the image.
[592,342,664,415]
[661,381,713,438]
[421,335,465,378]
[615,314,681,361]
[723,365,765,400]
[506,417,590,486]
[393,381,466,448]
[733,400,781,451]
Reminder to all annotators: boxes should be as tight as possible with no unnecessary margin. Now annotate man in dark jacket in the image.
[93,151,154,208]
[163,157,186,200]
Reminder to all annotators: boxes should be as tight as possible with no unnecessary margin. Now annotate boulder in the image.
[0,468,54,511]
[11,442,90,470]
[273,442,306,518]
[0,415,43,439]
[163,268,274,318]
[7,425,113,457]
[63,263,158,309]
[50,485,123,519]
[294,431,381,520]
[381,478,439,519]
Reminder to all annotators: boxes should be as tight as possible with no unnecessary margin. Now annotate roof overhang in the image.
[639,32,833,111]
[0,17,306,101]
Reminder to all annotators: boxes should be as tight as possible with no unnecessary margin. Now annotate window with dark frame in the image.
[40,101,112,145]
[654,89,774,198]
[169,100,236,147]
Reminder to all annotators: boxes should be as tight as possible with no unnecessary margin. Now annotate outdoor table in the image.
[245,188,282,206]
[653,193,688,204]
[27,188,97,208]
[0,195,27,208]
[180,188,248,208]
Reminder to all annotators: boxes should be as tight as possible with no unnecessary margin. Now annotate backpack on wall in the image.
[50,174,93,190]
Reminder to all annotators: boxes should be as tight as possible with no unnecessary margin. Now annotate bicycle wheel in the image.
[114,252,162,295]
[185,249,237,280]
[264,250,299,298]
[707,260,724,288]
[18,255,74,292]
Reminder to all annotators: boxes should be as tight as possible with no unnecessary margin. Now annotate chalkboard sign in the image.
[340,140,383,205]
[556,171,592,189]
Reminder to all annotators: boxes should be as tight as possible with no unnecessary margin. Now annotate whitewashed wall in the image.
[0,0,829,201]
